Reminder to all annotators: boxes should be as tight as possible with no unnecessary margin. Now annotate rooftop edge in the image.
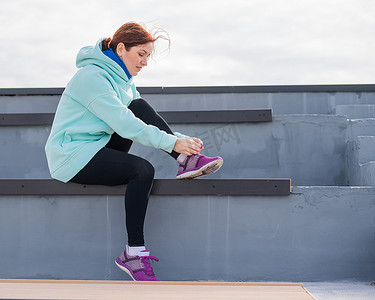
[1,84,375,96]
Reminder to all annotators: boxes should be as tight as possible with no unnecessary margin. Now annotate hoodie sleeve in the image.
[174,131,188,138]
[132,85,141,99]
[87,92,177,152]
[67,66,177,153]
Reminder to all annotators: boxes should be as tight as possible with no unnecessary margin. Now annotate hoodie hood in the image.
[76,38,133,83]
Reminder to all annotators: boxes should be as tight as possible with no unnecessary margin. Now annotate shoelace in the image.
[140,256,159,275]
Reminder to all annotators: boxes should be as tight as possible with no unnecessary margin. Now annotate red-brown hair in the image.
[103,22,169,54]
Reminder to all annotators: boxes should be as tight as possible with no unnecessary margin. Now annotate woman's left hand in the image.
[191,137,203,149]
[173,137,204,155]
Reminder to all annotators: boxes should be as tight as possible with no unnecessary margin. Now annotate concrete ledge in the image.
[0,178,291,196]
[0,109,273,126]
[1,84,375,95]
[2,88,375,115]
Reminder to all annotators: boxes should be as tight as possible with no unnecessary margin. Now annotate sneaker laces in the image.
[140,256,159,275]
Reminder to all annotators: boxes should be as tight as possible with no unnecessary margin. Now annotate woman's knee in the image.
[129,98,148,112]
[135,159,155,181]
[129,98,155,118]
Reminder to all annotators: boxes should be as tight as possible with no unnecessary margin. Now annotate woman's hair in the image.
[102,22,170,54]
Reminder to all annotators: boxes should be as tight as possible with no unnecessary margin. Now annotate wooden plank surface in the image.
[0,279,317,300]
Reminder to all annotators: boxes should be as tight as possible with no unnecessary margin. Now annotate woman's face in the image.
[117,42,154,76]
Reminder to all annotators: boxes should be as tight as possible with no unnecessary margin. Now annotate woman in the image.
[45,22,223,281]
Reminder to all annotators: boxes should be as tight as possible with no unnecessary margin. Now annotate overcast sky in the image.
[0,0,374,88]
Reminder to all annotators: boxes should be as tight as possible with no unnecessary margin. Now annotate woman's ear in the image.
[116,42,125,56]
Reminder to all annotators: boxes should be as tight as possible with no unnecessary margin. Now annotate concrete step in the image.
[0,185,374,281]
[336,105,375,119]
[0,178,291,196]
[1,85,375,114]
[0,115,351,185]
[348,136,375,165]
[362,162,375,185]
[347,136,375,185]
[0,110,272,126]
[348,118,375,140]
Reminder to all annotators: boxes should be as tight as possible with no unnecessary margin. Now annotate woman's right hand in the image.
[173,137,203,155]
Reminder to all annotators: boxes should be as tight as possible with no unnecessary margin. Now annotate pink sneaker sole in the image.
[176,157,223,179]
[115,259,136,281]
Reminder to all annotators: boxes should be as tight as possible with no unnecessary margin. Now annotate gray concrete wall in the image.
[1,88,375,282]
[2,109,372,186]
[145,92,375,115]
[131,115,349,185]
[1,115,349,185]
[0,125,50,179]
[0,95,60,113]
[1,91,375,114]
[1,186,374,282]
[362,162,375,185]
[347,137,375,185]
[336,105,375,119]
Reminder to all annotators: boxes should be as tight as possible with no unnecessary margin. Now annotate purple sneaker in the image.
[115,246,160,281]
[176,153,223,179]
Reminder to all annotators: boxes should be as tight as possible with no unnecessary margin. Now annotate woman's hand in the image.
[173,137,204,155]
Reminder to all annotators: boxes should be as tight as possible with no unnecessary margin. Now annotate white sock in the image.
[177,153,187,164]
[127,245,146,256]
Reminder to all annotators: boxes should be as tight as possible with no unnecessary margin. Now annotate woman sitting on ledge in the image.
[45,22,223,281]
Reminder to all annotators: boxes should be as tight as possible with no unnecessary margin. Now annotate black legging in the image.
[70,98,180,246]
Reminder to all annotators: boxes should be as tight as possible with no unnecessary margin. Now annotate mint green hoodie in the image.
[45,38,179,183]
